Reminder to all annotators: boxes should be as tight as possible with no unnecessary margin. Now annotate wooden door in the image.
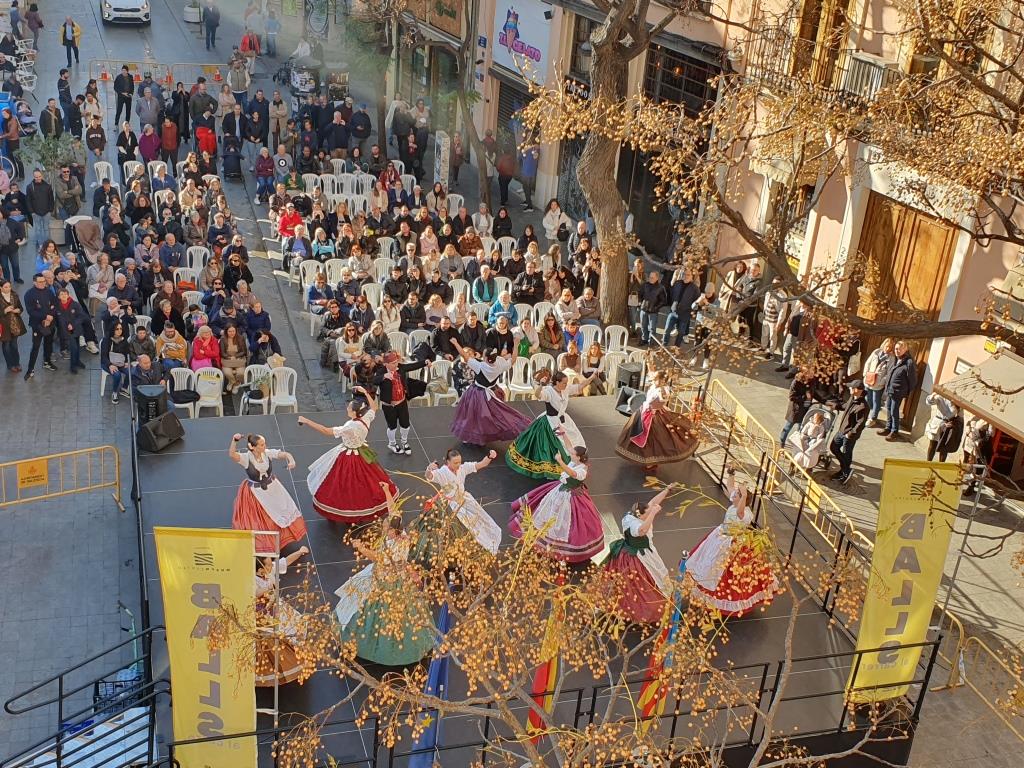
[848,191,958,423]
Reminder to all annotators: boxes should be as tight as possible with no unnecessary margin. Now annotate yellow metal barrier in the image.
[956,636,1024,740]
[0,446,123,511]
[704,378,777,466]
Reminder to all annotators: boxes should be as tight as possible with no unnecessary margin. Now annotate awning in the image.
[750,155,795,185]
[934,351,1024,442]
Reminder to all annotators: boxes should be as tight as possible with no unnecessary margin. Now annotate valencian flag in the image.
[409,600,453,768]
[637,558,688,732]
[528,600,565,742]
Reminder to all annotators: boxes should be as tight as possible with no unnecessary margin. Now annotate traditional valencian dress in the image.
[334,534,435,665]
[450,357,532,445]
[506,382,585,480]
[602,512,671,623]
[509,460,604,562]
[424,461,502,554]
[232,449,307,554]
[615,384,699,465]
[685,479,779,617]
[306,411,397,523]
[254,561,305,686]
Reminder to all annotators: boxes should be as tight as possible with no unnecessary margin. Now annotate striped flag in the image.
[637,558,688,733]
[409,601,452,768]
[527,602,564,742]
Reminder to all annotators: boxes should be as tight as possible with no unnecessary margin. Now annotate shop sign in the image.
[492,0,552,83]
[410,0,463,39]
[563,76,590,100]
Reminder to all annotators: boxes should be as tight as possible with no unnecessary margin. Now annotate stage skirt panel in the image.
[232,480,307,554]
[509,481,605,563]
[451,385,533,445]
[615,407,699,465]
[686,525,779,617]
[307,444,396,523]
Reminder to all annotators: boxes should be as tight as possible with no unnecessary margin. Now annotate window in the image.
[569,16,598,81]
[642,45,718,117]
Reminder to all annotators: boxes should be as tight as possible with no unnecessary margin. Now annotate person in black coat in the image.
[373,350,427,454]
[830,380,870,484]
[512,260,544,305]
[637,271,668,345]
[661,268,701,347]
[150,300,187,338]
[54,287,89,373]
[22,273,57,378]
[421,270,452,306]
[431,316,462,361]
[879,340,918,439]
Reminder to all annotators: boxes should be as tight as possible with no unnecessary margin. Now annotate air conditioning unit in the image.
[842,50,902,100]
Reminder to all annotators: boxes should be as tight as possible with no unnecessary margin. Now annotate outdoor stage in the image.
[139,395,864,766]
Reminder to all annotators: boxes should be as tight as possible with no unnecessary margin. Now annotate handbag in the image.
[556,222,570,242]
[864,371,878,388]
[8,312,25,337]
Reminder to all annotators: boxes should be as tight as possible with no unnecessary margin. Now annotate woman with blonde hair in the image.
[424,293,446,328]
[377,294,402,334]
[217,84,236,118]
[447,292,469,328]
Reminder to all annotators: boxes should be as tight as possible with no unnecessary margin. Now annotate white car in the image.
[100,0,152,25]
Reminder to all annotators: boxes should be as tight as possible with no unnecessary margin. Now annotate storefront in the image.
[617,42,721,258]
[555,13,598,221]
[394,0,466,133]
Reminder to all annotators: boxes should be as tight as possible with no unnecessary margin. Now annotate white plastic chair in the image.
[93,161,113,187]
[299,260,322,295]
[308,309,323,338]
[194,367,225,417]
[154,189,176,211]
[470,302,491,322]
[135,314,152,331]
[387,331,409,356]
[627,349,648,389]
[494,276,512,296]
[186,246,210,269]
[445,193,464,213]
[302,173,321,194]
[243,364,271,414]
[603,351,628,391]
[530,352,556,382]
[391,159,405,175]
[175,160,187,179]
[147,161,167,179]
[400,173,417,196]
[507,357,533,401]
[408,328,431,349]
[449,279,470,302]
[376,237,398,260]
[268,366,299,413]
[324,258,346,286]
[330,159,346,176]
[356,173,376,196]
[361,282,383,307]
[371,257,395,283]
[532,301,555,325]
[122,160,144,180]
[480,236,496,257]
[428,359,458,406]
[173,267,200,289]
[579,325,602,350]
[349,194,368,216]
[182,290,204,309]
[497,237,516,261]
[320,174,341,196]
[514,303,533,324]
[168,367,197,418]
[201,174,219,187]
[338,173,358,196]
[604,325,629,353]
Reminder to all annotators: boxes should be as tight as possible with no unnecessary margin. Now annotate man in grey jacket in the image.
[54,166,82,219]
[25,170,55,253]
[135,88,161,132]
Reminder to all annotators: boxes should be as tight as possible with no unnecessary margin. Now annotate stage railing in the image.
[0,445,123,511]
[954,636,1024,741]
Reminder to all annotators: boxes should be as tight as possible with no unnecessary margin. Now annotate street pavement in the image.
[0,1,1019,763]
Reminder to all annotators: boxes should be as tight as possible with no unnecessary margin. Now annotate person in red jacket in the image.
[240,28,261,74]
[160,116,180,168]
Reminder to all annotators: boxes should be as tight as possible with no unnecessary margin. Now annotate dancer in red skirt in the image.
[685,469,779,617]
[229,433,307,554]
[299,386,397,523]
[602,484,675,623]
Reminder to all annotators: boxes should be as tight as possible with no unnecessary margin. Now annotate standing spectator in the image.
[924,394,963,462]
[779,371,814,446]
[0,278,25,371]
[761,275,789,360]
[160,116,180,168]
[188,79,217,126]
[254,147,274,204]
[661,268,700,347]
[136,88,161,133]
[61,16,81,68]
[830,380,870,484]
[777,299,810,377]
[541,199,571,246]
[264,10,280,57]
[25,170,54,254]
[0,210,21,285]
[54,287,88,374]
[22,272,57,379]
[350,104,372,156]
[54,166,82,219]
[734,261,763,342]
[113,65,134,126]
[495,144,517,206]
[9,2,23,40]
[878,340,917,441]
[637,271,667,346]
[689,283,719,369]
[39,99,63,138]
[519,145,538,211]
[168,82,191,143]
[116,122,139,182]
[139,124,160,165]
[226,60,251,114]
[861,337,893,425]
[269,91,288,148]
[240,27,261,74]
[24,4,43,50]
[204,0,221,51]
[243,110,265,172]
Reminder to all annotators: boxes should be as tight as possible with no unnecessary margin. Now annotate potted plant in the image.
[18,132,77,245]
[183,0,202,23]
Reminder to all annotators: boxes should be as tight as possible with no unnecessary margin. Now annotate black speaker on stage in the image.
[616,362,642,392]
[135,384,169,423]
[137,411,185,453]
[616,386,645,416]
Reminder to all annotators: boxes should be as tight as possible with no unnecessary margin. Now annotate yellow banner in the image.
[847,459,960,703]
[17,458,48,489]
[155,527,257,768]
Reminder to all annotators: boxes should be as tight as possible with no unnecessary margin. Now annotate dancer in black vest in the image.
[374,351,427,455]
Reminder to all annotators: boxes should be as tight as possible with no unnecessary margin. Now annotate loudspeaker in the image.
[135,384,169,422]
[137,411,185,453]
[616,386,645,416]
[616,362,642,392]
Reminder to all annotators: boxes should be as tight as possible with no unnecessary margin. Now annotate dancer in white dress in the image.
[229,433,307,554]
[424,448,503,554]
[686,468,779,617]
[254,546,310,686]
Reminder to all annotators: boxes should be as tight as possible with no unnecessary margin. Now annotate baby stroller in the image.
[222,135,243,180]
[786,402,840,471]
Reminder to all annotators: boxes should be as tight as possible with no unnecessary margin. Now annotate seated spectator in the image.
[554,288,580,326]
[544,267,562,301]
[100,295,137,338]
[512,260,544,306]
[422,268,452,306]
[335,323,363,372]
[347,244,373,284]
[348,293,374,333]
[464,248,486,283]
[249,328,283,365]
[517,316,540,356]
[336,267,361,301]
[485,314,515,356]
[190,324,222,371]
[377,295,401,334]
[438,244,463,279]
[471,265,497,305]
[154,323,189,371]
[383,265,410,304]
[246,300,272,347]
[131,353,165,390]
[400,292,426,332]
[504,248,526,281]
[563,318,583,350]
[232,280,258,312]
[447,292,469,328]
[431,315,461,360]
[210,301,248,337]
[202,278,229,316]
[185,305,209,340]
[362,320,391,359]
[134,234,159,266]
[312,227,335,262]
[487,290,518,327]
[424,293,447,329]
[101,321,132,403]
[222,233,250,264]
[129,325,157,360]
[576,286,602,327]
[486,249,504,277]
[156,280,186,315]
[306,272,335,314]
[457,225,482,258]
[517,224,538,254]
[539,312,566,355]
[108,271,142,314]
[159,233,186,270]
[219,323,249,391]
[460,311,486,353]
[87,252,115,316]
[224,251,254,293]
[492,206,513,239]
[582,342,607,395]
[152,298,187,337]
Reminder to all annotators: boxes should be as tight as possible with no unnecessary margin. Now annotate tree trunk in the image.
[456,89,493,209]
[376,68,389,156]
[577,44,629,326]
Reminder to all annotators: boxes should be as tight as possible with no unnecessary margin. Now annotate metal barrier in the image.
[0,445,123,511]
[955,636,1024,740]
[89,60,226,92]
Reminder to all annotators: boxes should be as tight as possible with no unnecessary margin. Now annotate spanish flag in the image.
[637,557,687,733]
[527,601,564,742]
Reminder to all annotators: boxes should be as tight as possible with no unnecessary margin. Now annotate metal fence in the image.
[0,445,122,510]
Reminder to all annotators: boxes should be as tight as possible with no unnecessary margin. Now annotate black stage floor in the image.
[140,395,855,764]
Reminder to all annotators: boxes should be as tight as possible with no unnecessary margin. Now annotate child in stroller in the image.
[786,403,838,470]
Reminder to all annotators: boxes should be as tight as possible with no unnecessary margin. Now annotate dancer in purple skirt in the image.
[450,346,533,445]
